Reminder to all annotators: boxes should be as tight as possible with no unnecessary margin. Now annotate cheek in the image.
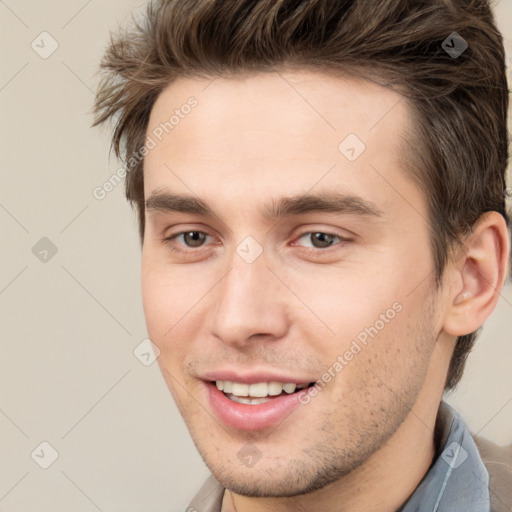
[140,255,212,368]
[285,258,434,384]
[283,263,402,338]
[325,308,432,424]
[140,262,166,339]
[141,249,191,329]
[140,257,186,367]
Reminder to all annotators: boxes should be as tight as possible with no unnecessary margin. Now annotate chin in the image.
[217,476,316,499]
[203,454,358,499]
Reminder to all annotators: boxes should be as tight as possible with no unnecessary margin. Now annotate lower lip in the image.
[205,382,309,431]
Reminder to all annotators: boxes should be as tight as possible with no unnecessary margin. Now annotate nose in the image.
[209,254,289,348]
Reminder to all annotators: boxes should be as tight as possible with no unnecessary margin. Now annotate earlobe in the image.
[443,211,510,337]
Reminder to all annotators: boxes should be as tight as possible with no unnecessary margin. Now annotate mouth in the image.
[201,371,319,430]
[214,380,316,405]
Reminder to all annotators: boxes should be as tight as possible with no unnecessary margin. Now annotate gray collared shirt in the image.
[187,401,491,512]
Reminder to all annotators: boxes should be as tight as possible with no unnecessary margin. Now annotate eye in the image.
[165,231,213,249]
[293,231,348,249]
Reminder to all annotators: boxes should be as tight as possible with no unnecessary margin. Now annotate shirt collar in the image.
[401,400,490,512]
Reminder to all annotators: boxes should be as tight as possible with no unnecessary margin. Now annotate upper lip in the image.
[201,370,316,385]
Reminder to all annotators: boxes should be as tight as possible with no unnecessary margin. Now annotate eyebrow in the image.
[145,190,383,221]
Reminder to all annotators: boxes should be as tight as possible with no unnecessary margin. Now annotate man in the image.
[93,0,511,510]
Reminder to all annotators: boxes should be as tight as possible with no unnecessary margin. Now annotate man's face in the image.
[141,71,449,497]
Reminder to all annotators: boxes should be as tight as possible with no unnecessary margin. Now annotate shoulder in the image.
[473,435,512,512]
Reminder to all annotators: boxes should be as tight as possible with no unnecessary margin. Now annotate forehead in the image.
[146,70,409,155]
[143,70,418,220]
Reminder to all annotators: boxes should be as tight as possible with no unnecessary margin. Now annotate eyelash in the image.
[163,230,351,255]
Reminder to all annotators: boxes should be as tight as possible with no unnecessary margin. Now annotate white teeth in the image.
[283,383,297,394]
[248,382,268,398]
[231,382,249,397]
[215,380,310,398]
[228,395,271,405]
[268,381,284,396]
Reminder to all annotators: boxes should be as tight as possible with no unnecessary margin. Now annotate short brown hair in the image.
[93,0,510,390]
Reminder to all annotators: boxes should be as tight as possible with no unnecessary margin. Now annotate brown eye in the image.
[309,232,338,248]
[296,232,343,249]
[180,231,208,247]
[164,231,212,250]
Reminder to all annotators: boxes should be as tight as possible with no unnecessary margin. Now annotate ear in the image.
[443,211,510,337]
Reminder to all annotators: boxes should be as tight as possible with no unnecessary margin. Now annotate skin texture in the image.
[140,71,509,512]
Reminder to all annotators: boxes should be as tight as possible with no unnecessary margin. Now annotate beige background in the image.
[0,1,511,511]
